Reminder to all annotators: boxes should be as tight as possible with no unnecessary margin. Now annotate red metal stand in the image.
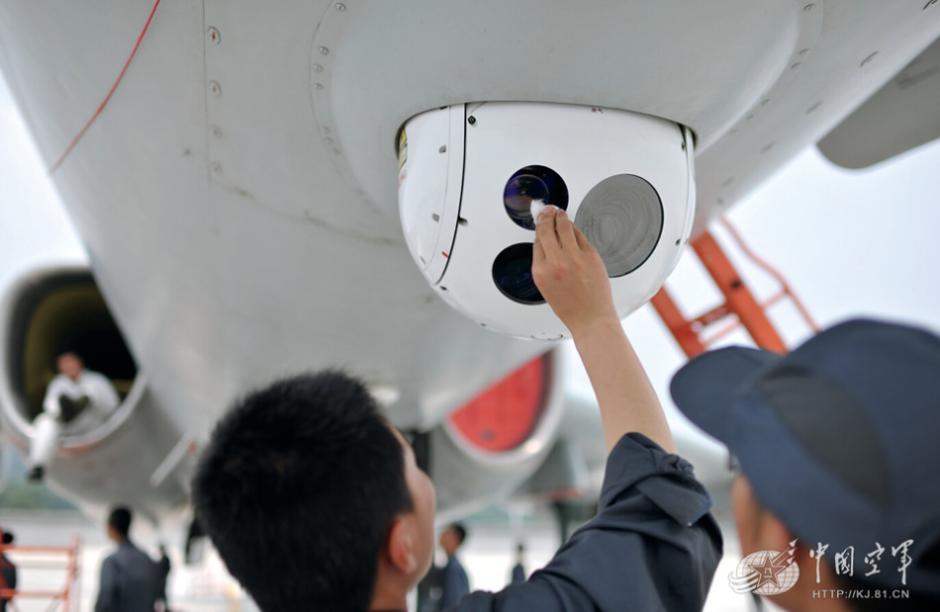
[0,531,81,612]
[651,219,818,358]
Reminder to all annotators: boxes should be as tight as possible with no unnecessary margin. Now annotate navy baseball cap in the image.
[671,319,940,596]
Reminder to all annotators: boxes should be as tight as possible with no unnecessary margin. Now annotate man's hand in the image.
[531,205,676,453]
[532,206,618,335]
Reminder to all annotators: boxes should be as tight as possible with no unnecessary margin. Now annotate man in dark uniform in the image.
[438,524,470,608]
[95,506,169,612]
[154,544,171,611]
[192,206,722,611]
[510,543,526,585]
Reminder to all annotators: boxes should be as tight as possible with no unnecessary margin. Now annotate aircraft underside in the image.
[0,0,937,526]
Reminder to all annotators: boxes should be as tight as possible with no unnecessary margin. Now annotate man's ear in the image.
[386,516,417,574]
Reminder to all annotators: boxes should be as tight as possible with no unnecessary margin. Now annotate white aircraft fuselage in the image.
[0,0,937,522]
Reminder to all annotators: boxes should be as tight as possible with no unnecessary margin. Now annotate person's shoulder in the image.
[102,549,120,567]
[447,555,468,573]
[83,370,110,383]
[47,374,69,386]
[123,542,149,559]
[450,577,560,612]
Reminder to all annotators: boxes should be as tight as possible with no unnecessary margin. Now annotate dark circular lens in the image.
[492,243,544,305]
[504,174,548,218]
[503,165,568,230]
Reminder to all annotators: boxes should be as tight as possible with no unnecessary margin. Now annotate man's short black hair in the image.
[108,506,132,538]
[191,371,413,611]
[450,523,467,546]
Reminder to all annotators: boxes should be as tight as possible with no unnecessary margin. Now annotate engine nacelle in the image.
[0,266,190,522]
[425,351,570,521]
[398,102,695,339]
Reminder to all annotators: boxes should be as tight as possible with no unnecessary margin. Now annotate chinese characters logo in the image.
[730,540,800,595]
[728,539,916,597]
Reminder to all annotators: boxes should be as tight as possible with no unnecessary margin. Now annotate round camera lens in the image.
[492,243,544,305]
[504,174,549,217]
[503,165,568,230]
[574,174,664,278]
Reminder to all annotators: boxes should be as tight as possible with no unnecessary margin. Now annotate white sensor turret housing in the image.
[398,102,695,339]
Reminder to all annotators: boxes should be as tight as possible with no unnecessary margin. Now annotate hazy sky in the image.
[3,72,940,446]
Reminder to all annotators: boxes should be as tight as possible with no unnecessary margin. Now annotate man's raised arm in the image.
[532,205,675,453]
[455,205,720,612]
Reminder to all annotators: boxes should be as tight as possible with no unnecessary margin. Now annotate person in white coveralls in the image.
[27,351,120,481]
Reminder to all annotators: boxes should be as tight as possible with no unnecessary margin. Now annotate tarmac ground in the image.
[0,509,769,611]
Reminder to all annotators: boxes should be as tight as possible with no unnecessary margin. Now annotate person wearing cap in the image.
[671,319,940,610]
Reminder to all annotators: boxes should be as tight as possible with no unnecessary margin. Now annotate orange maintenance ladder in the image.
[651,218,818,357]
[0,531,81,612]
